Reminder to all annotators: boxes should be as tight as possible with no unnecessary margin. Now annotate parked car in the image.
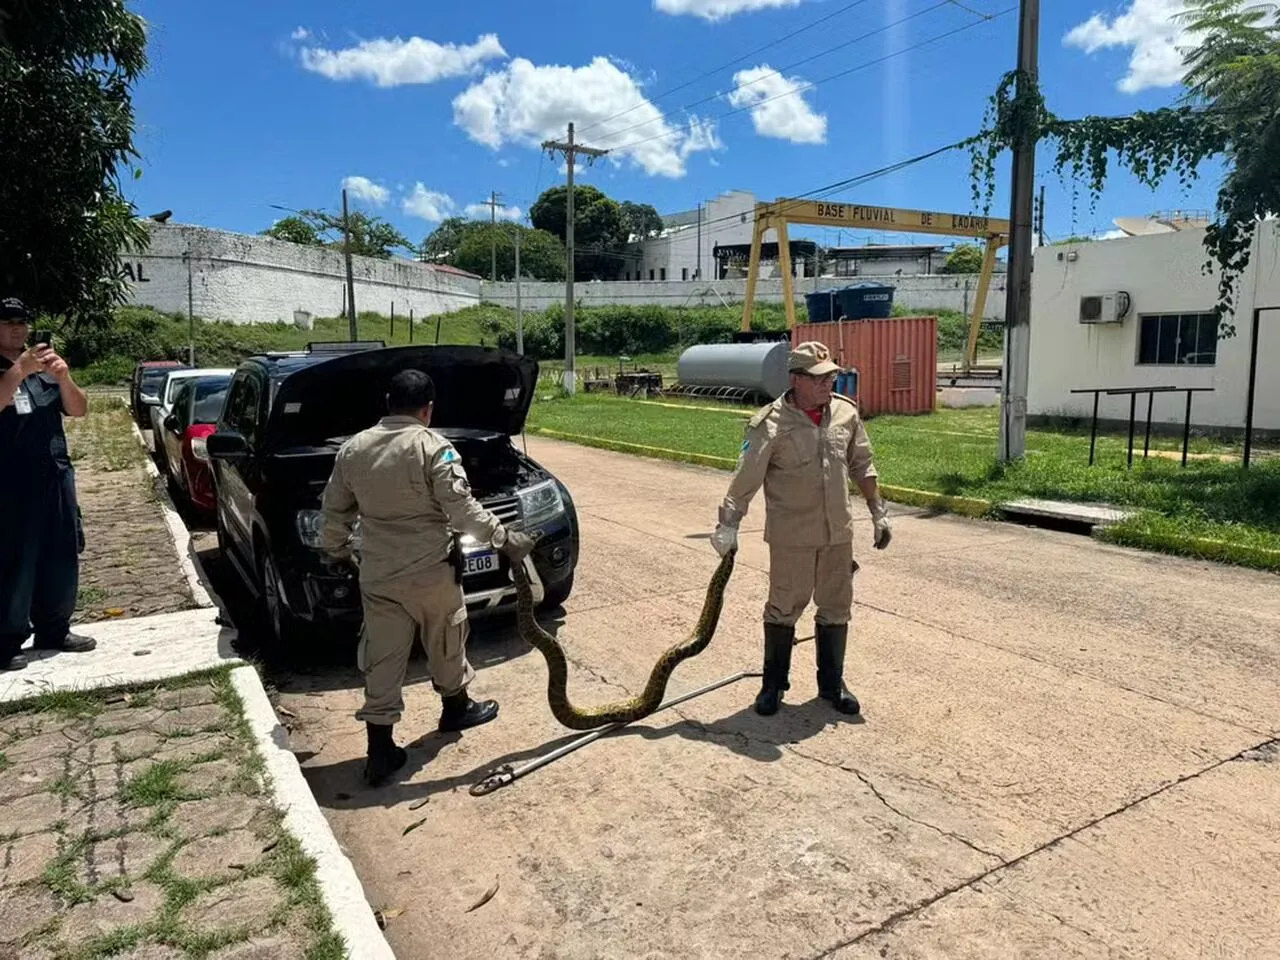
[156,372,234,515]
[205,342,579,650]
[149,367,236,470]
[130,360,188,429]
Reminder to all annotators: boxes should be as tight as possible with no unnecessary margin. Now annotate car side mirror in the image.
[163,413,179,432]
[205,431,249,460]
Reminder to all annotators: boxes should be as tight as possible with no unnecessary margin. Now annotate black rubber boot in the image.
[815,623,861,715]
[2,652,28,672]
[754,623,794,716]
[438,690,499,732]
[34,631,96,653]
[363,722,407,787]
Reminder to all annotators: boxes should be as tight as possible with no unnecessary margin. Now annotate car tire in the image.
[539,572,574,611]
[256,548,297,657]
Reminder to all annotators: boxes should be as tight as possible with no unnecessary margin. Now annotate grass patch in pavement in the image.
[525,394,1280,571]
[64,402,146,473]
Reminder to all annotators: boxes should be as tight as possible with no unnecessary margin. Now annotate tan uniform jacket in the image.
[721,393,877,548]
[319,415,503,586]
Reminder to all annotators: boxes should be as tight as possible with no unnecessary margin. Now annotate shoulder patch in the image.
[440,446,459,464]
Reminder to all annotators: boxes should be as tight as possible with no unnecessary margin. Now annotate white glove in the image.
[868,497,892,550]
[711,523,738,557]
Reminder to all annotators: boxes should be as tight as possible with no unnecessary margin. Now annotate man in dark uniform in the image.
[0,297,95,671]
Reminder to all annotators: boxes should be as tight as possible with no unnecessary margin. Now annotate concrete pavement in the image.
[276,437,1280,960]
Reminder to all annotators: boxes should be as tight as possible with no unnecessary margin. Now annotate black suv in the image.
[205,342,579,649]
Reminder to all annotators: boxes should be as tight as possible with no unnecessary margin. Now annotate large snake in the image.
[510,547,737,730]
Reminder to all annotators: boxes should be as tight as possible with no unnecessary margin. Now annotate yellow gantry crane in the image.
[739,199,1011,373]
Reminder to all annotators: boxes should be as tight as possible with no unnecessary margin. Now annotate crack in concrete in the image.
[805,735,1280,959]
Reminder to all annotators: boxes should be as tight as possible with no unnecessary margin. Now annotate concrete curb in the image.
[230,665,397,960]
[125,401,215,609]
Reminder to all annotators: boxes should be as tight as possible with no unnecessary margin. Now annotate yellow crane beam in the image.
[739,199,1010,373]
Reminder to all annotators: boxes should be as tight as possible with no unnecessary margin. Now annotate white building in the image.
[618,189,760,282]
[1028,217,1280,435]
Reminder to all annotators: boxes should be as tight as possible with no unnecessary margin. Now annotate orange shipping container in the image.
[791,316,938,417]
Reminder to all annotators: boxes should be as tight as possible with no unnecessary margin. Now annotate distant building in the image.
[826,244,948,277]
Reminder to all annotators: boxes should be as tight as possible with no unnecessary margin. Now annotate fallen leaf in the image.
[105,608,125,617]
[408,797,430,811]
[402,817,429,837]
[261,837,280,853]
[380,907,405,921]
[466,877,499,913]
[133,649,151,657]
[112,889,135,903]
[276,705,297,719]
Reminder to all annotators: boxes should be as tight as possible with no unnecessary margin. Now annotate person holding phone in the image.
[0,296,94,671]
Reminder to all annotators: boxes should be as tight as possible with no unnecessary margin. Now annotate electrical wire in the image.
[593,6,1015,160]
[588,0,958,150]
[573,0,880,139]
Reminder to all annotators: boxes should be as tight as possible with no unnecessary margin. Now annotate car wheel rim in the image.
[263,558,284,641]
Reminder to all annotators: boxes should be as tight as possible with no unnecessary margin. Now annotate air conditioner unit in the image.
[1079,291,1131,324]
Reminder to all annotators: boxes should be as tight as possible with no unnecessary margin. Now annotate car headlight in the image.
[296,509,324,548]
[191,437,209,462]
[519,479,565,527]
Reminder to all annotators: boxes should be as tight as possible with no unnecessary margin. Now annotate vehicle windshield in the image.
[192,379,230,424]
[140,369,172,395]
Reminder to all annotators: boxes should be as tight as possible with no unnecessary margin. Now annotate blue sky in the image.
[123,0,1215,251]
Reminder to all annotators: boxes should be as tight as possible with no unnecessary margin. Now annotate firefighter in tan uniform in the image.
[320,369,535,786]
[711,342,891,717]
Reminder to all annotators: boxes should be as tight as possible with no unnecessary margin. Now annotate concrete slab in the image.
[0,608,242,704]
[997,497,1138,527]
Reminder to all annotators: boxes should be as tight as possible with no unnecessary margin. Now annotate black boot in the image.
[438,690,499,732]
[2,652,28,671]
[815,623,861,715]
[363,722,407,787]
[33,631,96,653]
[754,623,794,716]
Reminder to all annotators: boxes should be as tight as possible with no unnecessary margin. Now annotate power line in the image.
[592,0,957,150]
[596,6,1015,160]
[574,0,879,139]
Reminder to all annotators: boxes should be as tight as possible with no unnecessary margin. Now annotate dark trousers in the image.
[0,469,82,658]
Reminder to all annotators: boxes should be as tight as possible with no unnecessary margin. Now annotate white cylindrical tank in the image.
[676,341,791,399]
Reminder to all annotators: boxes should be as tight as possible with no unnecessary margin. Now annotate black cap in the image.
[0,298,33,322]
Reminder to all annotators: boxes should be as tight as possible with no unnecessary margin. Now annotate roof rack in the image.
[306,340,387,353]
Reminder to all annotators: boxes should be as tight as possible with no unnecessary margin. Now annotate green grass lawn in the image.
[525,395,1280,571]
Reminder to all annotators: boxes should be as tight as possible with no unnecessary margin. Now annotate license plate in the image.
[464,551,498,576]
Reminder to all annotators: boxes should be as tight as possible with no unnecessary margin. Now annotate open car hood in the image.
[266,344,538,450]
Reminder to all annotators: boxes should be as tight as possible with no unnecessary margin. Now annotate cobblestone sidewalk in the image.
[0,668,344,960]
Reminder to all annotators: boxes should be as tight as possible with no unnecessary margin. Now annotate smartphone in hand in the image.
[34,330,52,347]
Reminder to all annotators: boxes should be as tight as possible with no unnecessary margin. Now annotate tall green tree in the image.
[620,201,665,241]
[274,208,413,259]
[967,0,1280,334]
[419,219,565,281]
[530,185,626,281]
[0,0,150,321]
[261,216,322,247]
[939,244,986,274]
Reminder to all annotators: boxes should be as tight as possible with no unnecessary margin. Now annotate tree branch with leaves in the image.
[965,0,1278,336]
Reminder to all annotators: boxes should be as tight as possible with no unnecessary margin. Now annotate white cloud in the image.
[299,33,507,87]
[402,184,456,222]
[726,65,826,144]
[464,202,523,221]
[1064,0,1191,93]
[291,26,311,41]
[655,0,802,21]
[451,56,722,178]
[341,175,389,206]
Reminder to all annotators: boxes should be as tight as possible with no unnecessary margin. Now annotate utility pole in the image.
[541,122,608,394]
[486,190,501,281]
[1036,184,1047,247]
[514,225,524,355]
[342,188,357,341]
[696,202,703,281]
[999,0,1039,463]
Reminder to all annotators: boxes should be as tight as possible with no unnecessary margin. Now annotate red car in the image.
[156,373,232,514]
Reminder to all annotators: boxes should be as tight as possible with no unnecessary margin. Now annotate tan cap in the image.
[788,341,840,376]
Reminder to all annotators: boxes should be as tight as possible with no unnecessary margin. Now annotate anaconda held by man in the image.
[510,548,737,730]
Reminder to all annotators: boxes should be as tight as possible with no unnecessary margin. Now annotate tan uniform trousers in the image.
[764,541,855,628]
[355,560,474,726]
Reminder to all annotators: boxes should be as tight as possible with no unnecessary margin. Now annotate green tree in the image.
[261,216,321,246]
[967,0,1280,333]
[620,201,665,241]
[939,244,986,274]
[418,217,469,264]
[0,0,150,321]
[285,208,413,260]
[420,220,565,281]
[530,185,626,281]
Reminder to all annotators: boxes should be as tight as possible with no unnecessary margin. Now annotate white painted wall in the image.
[1027,220,1280,432]
[619,189,760,282]
[481,273,1008,319]
[122,222,480,325]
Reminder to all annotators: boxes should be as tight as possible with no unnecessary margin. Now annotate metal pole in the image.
[185,249,195,365]
[998,0,1039,463]
[342,188,357,341]
[1243,307,1263,469]
[1127,393,1137,468]
[1037,184,1047,246]
[564,123,577,394]
[1182,389,1193,467]
[409,307,414,344]
[390,302,395,341]
[490,190,499,282]
[515,227,524,355]
[1088,390,1099,466]
[696,202,702,280]
[1143,390,1154,459]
